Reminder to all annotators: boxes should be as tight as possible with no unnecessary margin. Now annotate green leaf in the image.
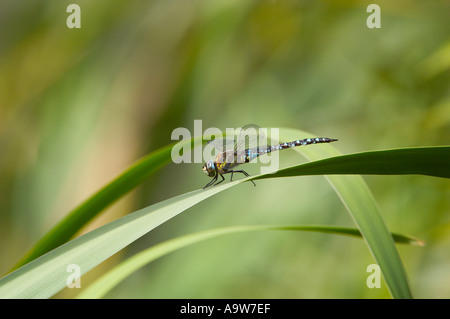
[11,137,202,270]
[252,146,450,180]
[76,225,424,299]
[265,128,438,299]
[5,126,446,298]
[0,186,233,298]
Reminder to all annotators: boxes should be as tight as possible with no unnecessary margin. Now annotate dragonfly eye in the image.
[202,160,216,177]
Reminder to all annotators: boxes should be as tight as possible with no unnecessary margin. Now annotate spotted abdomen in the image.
[251,137,338,157]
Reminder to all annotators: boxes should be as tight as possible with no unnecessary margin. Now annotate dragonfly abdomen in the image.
[271,137,338,151]
[251,137,338,157]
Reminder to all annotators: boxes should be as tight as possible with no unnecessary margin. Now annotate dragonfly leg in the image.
[203,172,218,189]
[213,173,225,186]
[228,170,256,187]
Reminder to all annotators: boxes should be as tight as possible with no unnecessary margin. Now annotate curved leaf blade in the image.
[263,128,430,299]
[252,146,450,180]
[5,126,446,298]
[11,137,202,270]
[76,225,423,299]
[0,185,234,298]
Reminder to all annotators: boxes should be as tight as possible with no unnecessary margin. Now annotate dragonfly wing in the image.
[235,124,263,152]
[204,138,236,163]
[206,138,237,153]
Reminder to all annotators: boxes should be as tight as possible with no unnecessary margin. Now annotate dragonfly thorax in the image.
[202,160,216,177]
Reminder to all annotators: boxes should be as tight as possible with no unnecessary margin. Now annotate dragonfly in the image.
[202,125,338,189]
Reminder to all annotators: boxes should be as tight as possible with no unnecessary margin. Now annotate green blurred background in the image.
[0,0,449,298]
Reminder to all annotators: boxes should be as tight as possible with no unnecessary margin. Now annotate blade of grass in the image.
[252,146,450,180]
[14,122,447,274]
[11,137,203,271]
[0,185,233,298]
[0,140,444,298]
[76,225,424,299]
[267,129,444,299]
[6,125,446,298]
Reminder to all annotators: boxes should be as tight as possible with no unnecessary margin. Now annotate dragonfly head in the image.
[202,160,216,177]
